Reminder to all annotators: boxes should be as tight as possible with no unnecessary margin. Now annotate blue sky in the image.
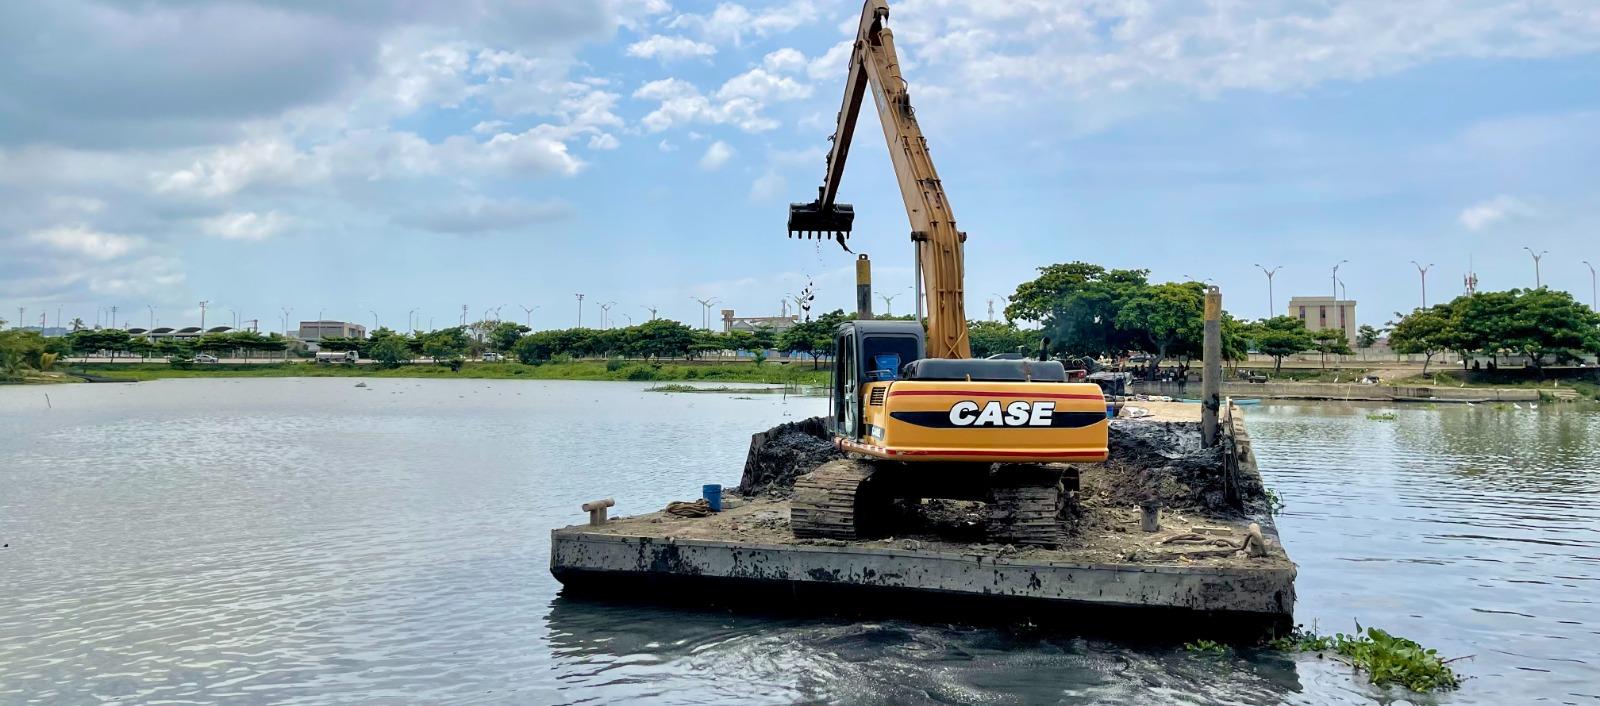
[3,0,1598,333]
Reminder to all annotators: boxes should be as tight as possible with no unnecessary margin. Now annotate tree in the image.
[628,319,697,359]
[1249,316,1315,374]
[778,310,847,369]
[420,327,470,363]
[368,334,412,368]
[1310,328,1353,369]
[0,330,48,379]
[69,317,86,332]
[1356,325,1381,351]
[1495,288,1600,372]
[1387,306,1451,375]
[748,326,777,353]
[488,321,530,353]
[1007,262,1151,357]
[967,320,1041,358]
[1115,282,1205,375]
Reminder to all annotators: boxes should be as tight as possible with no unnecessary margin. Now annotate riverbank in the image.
[62,360,831,385]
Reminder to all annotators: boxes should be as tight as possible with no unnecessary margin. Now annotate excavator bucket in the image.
[788,199,855,242]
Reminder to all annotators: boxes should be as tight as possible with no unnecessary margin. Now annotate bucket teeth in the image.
[788,200,855,241]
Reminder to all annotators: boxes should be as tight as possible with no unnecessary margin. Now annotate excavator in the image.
[783,0,1110,546]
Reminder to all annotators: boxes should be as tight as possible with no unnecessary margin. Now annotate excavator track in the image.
[791,459,877,540]
[986,465,1063,547]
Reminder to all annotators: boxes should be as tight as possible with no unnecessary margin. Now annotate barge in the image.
[551,402,1295,636]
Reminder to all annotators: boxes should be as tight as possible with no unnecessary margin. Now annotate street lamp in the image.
[147,305,156,330]
[641,305,658,321]
[409,308,418,332]
[370,310,380,329]
[880,287,910,316]
[520,305,539,327]
[1331,261,1348,303]
[691,297,720,330]
[1254,264,1282,318]
[1523,247,1548,288]
[1583,260,1597,311]
[574,294,584,327]
[600,302,617,329]
[1410,261,1433,309]
[199,301,209,330]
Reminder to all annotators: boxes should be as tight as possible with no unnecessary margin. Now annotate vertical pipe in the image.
[855,254,873,320]
[1201,286,1223,448]
[913,240,924,323]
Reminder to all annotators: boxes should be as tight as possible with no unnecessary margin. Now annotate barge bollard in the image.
[1140,502,1161,532]
[581,498,615,526]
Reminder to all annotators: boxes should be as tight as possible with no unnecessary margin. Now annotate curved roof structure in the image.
[177,326,202,334]
[151,327,175,334]
[126,327,148,334]
[206,326,232,333]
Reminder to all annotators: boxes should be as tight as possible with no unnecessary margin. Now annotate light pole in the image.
[574,294,584,327]
[1583,260,1597,310]
[1410,261,1433,308]
[622,313,633,327]
[1331,261,1348,302]
[110,305,118,329]
[880,291,903,316]
[460,304,467,327]
[282,307,293,336]
[520,305,539,327]
[691,297,720,330]
[600,302,616,329]
[370,310,380,330]
[641,305,658,321]
[15,307,24,330]
[147,305,156,330]
[1337,277,1347,302]
[228,308,237,329]
[199,301,208,330]
[1254,264,1282,318]
[1523,247,1547,288]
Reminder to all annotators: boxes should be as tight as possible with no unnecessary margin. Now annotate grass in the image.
[1265,622,1463,693]
[1183,639,1229,656]
[67,360,831,386]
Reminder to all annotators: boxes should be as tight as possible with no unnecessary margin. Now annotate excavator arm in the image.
[788,0,971,359]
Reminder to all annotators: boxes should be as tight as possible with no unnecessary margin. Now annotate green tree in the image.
[778,310,847,368]
[488,321,530,353]
[967,320,1040,358]
[421,327,470,363]
[1007,262,1151,357]
[368,335,412,368]
[628,319,697,359]
[1115,282,1205,375]
[1249,316,1315,374]
[1310,328,1353,369]
[748,326,777,353]
[1495,288,1600,372]
[0,330,48,379]
[1388,306,1451,375]
[1356,324,1381,351]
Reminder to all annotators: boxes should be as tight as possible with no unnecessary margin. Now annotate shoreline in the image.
[26,360,831,386]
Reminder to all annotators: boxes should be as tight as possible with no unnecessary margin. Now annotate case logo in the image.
[947,400,1055,427]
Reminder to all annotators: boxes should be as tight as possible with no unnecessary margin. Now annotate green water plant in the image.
[1366,412,1397,421]
[1263,488,1286,516]
[1267,622,1463,693]
[1183,639,1228,656]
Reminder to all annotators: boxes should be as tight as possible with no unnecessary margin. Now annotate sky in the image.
[3,0,1599,334]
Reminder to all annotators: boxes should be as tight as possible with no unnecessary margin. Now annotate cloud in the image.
[1459,195,1535,231]
[699,140,735,170]
[27,225,143,260]
[633,66,815,133]
[749,171,786,201]
[588,133,621,150]
[199,211,291,241]
[762,48,808,73]
[394,196,574,234]
[626,35,717,61]
[667,1,819,46]
[715,68,813,102]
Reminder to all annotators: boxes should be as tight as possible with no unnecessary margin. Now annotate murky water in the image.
[1,380,1595,704]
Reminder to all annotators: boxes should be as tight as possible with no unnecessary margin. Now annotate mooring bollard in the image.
[581,498,615,526]
[1140,501,1161,533]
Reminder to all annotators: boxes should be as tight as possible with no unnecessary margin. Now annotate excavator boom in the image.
[788,0,970,358]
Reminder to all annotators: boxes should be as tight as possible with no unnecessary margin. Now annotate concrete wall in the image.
[1134,380,1539,401]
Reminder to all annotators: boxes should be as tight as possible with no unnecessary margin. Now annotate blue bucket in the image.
[702,484,723,512]
[1106,403,1117,419]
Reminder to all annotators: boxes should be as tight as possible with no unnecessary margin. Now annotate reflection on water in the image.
[1,381,1595,704]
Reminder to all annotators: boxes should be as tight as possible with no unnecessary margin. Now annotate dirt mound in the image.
[738,417,844,496]
[1097,419,1254,516]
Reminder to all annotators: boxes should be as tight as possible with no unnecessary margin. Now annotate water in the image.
[1,380,1595,704]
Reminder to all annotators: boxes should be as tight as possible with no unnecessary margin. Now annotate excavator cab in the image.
[828,320,923,440]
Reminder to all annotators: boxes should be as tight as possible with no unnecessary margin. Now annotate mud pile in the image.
[1094,419,1263,516]
[737,417,843,496]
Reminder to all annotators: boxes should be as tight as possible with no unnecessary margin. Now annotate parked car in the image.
[194,354,219,364]
[483,352,503,362]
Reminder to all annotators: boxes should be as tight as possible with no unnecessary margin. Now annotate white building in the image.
[1287,296,1357,344]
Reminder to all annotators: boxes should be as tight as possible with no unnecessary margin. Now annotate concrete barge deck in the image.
[551,403,1295,635]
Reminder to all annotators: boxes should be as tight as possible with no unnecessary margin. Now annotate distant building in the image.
[297,320,366,342]
[720,309,799,334]
[1287,296,1356,344]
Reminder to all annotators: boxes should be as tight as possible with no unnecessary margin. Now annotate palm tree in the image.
[69,317,86,331]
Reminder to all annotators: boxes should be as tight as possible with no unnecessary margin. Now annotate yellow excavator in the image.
[784,0,1110,546]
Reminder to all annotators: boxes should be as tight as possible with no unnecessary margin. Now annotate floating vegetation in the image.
[1366,412,1397,421]
[1263,488,1286,516]
[1183,639,1229,656]
[1267,623,1463,693]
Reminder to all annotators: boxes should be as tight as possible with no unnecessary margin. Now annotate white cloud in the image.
[658,139,678,152]
[806,42,852,80]
[394,196,574,234]
[472,120,510,135]
[762,48,808,73]
[154,138,307,197]
[626,35,717,61]
[199,211,292,241]
[749,170,786,201]
[588,133,621,150]
[28,225,143,260]
[699,140,735,170]
[715,68,813,102]
[668,1,820,46]
[1459,195,1535,231]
